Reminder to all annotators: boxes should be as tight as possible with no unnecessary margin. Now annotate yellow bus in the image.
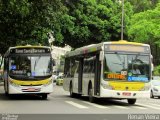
[63,40,153,104]
[3,45,53,99]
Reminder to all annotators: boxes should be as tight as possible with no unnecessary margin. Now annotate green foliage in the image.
[153,65,160,76]
[0,0,68,54]
[128,3,160,45]
[128,0,160,13]
[63,0,133,48]
[2,0,157,55]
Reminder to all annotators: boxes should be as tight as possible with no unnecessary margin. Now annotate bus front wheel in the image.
[127,99,136,105]
[42,94,47,100]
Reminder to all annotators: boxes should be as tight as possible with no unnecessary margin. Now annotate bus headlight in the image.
[140,84,151,91]
[101,83,113,90]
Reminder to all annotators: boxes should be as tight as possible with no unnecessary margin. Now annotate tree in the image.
[62,0,133,48]
[0,0,68,54]
[128,0,160,13]
[128,3,160,65]
[0,0,134,54]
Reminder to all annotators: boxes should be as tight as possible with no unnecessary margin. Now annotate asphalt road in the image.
[0,83,160,120]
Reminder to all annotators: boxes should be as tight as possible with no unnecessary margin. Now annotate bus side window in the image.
[70,59,78,77]
[75,60,79,74]
[83,59,89,73]
[91,60,95,73]
[83,60,87,73]
[88,60,93,73]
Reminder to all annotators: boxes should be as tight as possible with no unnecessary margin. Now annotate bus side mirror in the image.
[99,51,104,61]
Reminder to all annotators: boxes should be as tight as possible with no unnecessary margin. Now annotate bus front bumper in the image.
[100,87,150,99]
[8,83,53,94]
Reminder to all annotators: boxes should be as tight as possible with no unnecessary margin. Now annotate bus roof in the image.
[65,40,150,57]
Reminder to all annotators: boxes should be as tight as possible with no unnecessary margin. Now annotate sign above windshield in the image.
[104,44,150,53]
[10,48,50,54]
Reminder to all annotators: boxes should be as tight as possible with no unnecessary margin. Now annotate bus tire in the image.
[150,91,154,98]
[69,82,75,98]
[127,99,136,105]
[42,94,48,100]
[88,85,95,103]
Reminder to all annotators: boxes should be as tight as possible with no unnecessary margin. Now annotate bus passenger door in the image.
[72,59,80,93]
[78,58,83,93]
[94,54,101,96]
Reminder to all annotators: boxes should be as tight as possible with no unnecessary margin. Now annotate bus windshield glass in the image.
[104,53,150,82]
[9,55,52,79]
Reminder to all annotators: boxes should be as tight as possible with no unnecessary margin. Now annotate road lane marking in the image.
[82,101,109,109]
[136,103,160,110]
[131,106,147,110]
[65,101,88,109]
[113,106,129,109]
[148,103,160,107]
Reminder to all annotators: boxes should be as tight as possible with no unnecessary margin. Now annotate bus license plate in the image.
[122,92,131,96]
[27,88,37,91]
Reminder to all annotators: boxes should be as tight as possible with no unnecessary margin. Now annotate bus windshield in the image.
[104,53,150,82]
[9,55,52,80]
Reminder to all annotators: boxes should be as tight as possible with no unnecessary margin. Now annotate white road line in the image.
[131,106,147,110]
[147,103,160,107]
[113,105,129,109]
[82,101,109,109]
[65,101,88,109]
[136,103,160,110]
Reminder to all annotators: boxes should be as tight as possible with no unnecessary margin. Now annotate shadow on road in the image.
[0,93,48,101]
[66,94,152,107]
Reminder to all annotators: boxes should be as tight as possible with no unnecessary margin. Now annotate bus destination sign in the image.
[10,48,50,54]
[105,44,150,53]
